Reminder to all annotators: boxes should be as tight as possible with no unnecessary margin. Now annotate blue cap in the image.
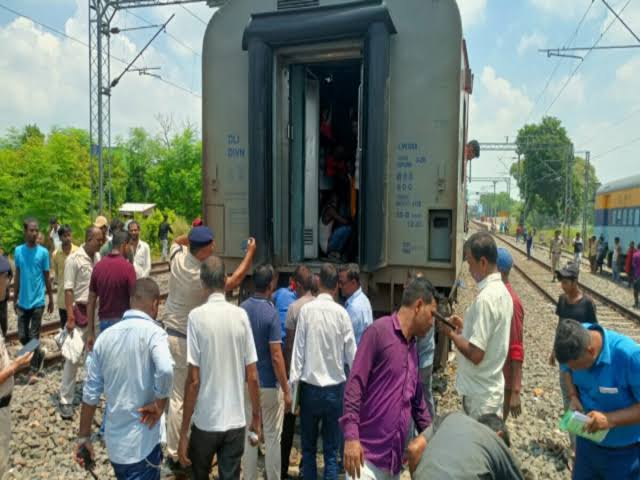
[496,247,513,273]
[188,225,214,244]
[0,255,10,274]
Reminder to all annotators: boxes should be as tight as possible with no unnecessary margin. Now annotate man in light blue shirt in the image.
[338,264,373,345]
[75,278,174,480]
[556,319,640,480]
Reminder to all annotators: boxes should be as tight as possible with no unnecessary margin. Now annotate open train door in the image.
[289,66,320,262]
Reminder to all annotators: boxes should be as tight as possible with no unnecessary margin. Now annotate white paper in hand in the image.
[61,329,86,365]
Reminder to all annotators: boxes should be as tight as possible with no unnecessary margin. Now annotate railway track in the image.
[5,261,170,374]
[472,222,640,343]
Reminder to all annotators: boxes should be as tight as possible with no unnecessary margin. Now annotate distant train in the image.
[201,0,473,311]
[595,173,640,252]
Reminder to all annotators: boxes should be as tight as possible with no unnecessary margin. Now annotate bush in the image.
[131,209,188,258]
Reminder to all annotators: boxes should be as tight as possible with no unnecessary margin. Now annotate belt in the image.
[0,394,11,408]
[166,327,187,339]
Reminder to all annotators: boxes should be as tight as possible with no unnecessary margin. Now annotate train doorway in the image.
[288,59,363,264]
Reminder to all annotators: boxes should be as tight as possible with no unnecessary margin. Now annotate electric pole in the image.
[582,151,590,243]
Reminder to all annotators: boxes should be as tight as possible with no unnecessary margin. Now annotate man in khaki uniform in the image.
[164,226,256,470]
[58,226,104,419]
[0,256,33,477]
[550,230,565,282]
[52,225,78,329]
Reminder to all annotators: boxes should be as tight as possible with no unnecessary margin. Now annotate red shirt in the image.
[89,253,136,319]
[503,282,524,390]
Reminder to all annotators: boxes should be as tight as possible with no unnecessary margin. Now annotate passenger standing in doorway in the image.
[319,191,353,261]
[340,277,435,480]
[75,279,173,480]
[496,248,524,420]
[164,227,255,471]
[128,221,151,279]
[59,226,104,420]
[86,231,137,350]
[158,215,173,261]
[338,264,373,345]
[612,237,623,283]
[290,263,357,480]
[282,265,314,478]
[241,265,292,480]
[550,230,565,282]
[573,233,584,265]
[52,225,78,329]
[13,218,53,380]
[445,232,513,418]
[178,257,261,479]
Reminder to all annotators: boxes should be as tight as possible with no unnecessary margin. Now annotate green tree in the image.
[512,116,573,224]
[479,192,521,218]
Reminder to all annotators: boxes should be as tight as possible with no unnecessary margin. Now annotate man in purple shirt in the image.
[340,277,436,479]
[633,247,640,309]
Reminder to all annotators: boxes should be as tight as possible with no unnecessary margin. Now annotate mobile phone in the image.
[433,311,458,331]
[241,239,249,253]
[17,338,40,357]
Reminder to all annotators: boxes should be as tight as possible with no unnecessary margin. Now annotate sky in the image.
[1,0,639,201]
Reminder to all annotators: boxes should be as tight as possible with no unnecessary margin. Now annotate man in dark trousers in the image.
[13,218,53,380]
[86,231,137,350]
[158,214,173,261]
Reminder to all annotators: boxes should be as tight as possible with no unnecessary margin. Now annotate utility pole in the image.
[581,151,590,243]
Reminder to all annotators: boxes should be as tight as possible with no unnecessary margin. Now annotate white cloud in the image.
[548,72,586,107]
[517,31,547,56]
[0,0,203,138]
[529,0,597,19]
[457,0,488,29]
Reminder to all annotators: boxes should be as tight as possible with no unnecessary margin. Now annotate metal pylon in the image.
[89,0,115,216]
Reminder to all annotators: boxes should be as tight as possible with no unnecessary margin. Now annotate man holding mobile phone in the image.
[0,261,34,477]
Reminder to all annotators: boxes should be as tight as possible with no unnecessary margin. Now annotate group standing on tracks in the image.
[1,217,640,479]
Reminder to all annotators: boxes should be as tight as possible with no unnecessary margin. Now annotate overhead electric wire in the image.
[0,2,200,98]
[543,0,632,116]
[592,134,640,160]
[126,9,201,57]
[180,4,207,25]
[523,0,596,124]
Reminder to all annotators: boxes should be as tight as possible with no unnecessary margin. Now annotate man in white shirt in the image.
[177,256,261,479]
[290,263,357,479]
[127,221,151,278]
[445,232,513,419]
[59,226,103,419]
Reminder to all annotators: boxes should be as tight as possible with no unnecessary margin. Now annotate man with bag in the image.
[58,226,104,420]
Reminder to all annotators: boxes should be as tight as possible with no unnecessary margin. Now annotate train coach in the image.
[202,0,473,311]
[595,173,640,254]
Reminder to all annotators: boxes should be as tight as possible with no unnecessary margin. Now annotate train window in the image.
[636,208,640,226]
[429,210,452,262]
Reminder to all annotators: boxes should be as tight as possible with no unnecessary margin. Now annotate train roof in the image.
[597,173,640,195]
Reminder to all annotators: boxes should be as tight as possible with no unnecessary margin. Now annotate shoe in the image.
[37,347,48,373]
[164,458,190,475]
[60,404,74,420]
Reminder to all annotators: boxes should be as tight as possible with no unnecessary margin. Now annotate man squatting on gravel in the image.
[0,255,34,478]
[556,319,640,479]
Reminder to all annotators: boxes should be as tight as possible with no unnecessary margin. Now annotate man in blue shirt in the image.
[241,265,292,480]
[555,319,640,479]
[273,275,297,344]
[75,278,174,480]
[338,264,373,345]
[13,218,53,378]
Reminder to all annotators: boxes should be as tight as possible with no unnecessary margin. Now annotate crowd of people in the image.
[1,216,640,479]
